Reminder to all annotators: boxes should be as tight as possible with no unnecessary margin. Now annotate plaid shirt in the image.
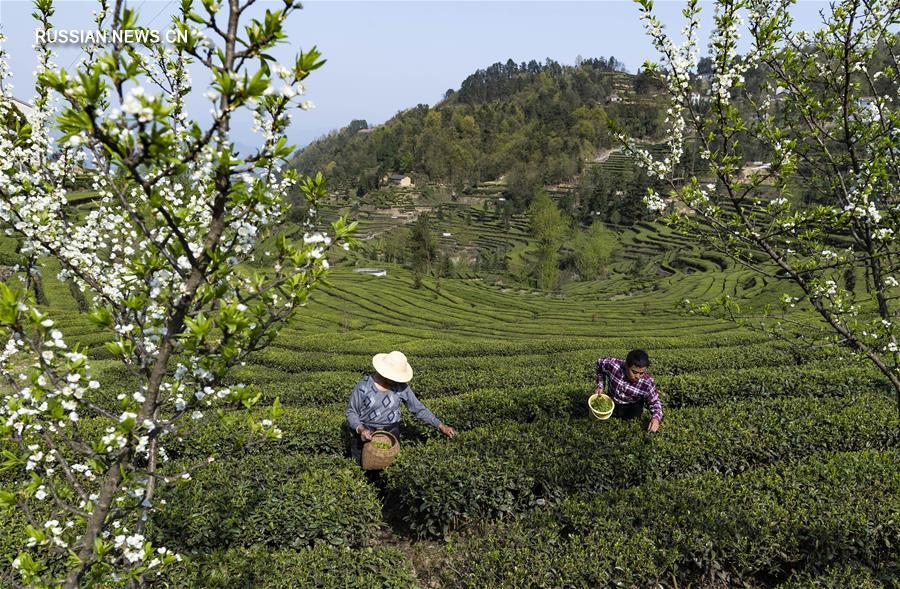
[595,357,663,421]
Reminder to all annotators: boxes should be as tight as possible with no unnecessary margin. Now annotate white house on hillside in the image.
[388,174,412,187]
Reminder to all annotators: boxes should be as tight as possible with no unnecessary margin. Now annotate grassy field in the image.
[0,195,897,588]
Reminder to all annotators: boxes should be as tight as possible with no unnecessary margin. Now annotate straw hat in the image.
[372,351,414,383]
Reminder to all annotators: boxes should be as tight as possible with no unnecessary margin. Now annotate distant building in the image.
[357,127,376,135]
[354,268,387,277]
[442,232,452,237]
[388,174,412,187]
[689,92,707,106]
[606,94,623,104]
[740,161,771,180]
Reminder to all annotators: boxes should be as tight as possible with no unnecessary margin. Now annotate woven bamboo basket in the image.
[588,393,615,420]
[361,430,400,470]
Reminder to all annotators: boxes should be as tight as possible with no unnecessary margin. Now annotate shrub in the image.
[775,563,900,589]
[149,454,380,551]
[0,509,30,587]
[659,362,888,407]
[387,449,535,538]
[559,450,900,585]
[385,394,898,536]
[152,544,418,588]
[438,514,669,588]
[441,450,899,588]
[405,384,580,435]
[0,250,23,267]
[164,407,347,461]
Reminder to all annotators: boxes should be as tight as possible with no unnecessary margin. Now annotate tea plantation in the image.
[0,212,897,588]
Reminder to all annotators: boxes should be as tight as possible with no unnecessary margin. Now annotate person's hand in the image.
[359,427,374,442]
[594,386,603,396]
[648,418,660,433]
[439,423,457,438]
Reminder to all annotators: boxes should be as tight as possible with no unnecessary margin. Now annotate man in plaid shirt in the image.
[594,349,663,432]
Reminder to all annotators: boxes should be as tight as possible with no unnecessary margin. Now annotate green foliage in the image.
[386,449,535,538]
[290,58,667,194]
[589,395,613,413]
[0,249,23,267]
[528,191,569,290]
[775,563,900,589]
[413,385,579,434]
[528,192,568,247]
[441,450,899,587]
[6,144,898,586]
[164,406,347,460]
[1,508,33,586]
[408,214,437,287]
[385,394,897,537]
[660,361,888,406]
[156,544,418,588]
[150,454,380,552]
[560,450,900,584]
[576,159,659,225]
[570,222,619,279]
[504,162,543,207]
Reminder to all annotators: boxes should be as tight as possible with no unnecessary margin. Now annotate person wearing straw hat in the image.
[594,349,663,432]
[347,351,456,466]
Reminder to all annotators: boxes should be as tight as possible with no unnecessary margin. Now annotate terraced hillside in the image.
[2,230,897,588]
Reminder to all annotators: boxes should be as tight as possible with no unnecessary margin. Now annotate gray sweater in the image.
[346,375,442,432]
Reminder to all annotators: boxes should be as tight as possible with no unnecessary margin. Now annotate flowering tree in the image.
[622,0,898,413]
[0,0,355,586]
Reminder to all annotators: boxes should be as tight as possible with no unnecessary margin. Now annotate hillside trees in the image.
[0,0,355,586]
[529,192,569,290]
[626,0,899,413]
[571,222,619,280]
[505,161,543,209]
[576,163,654,225]
[291,57,658,194]
[409,214,438,288]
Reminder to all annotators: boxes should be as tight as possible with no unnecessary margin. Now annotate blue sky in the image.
[1,1,831,149]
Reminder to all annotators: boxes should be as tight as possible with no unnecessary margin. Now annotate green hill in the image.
[289,57,668,200]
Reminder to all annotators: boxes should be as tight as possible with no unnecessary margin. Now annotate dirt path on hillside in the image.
[591,147,622,163]
[359,209,423,241]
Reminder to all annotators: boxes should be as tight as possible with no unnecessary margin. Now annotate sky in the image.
[1,0,832,150]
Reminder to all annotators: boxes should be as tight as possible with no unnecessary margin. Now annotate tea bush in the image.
[150,454,380,551]
[439,450,899,587]
[153,544,418,588]
[658,362,888,406]
[559,450,900,585]
[774,563,900,588]
[385,394,898,536]
[165,407,347,461]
